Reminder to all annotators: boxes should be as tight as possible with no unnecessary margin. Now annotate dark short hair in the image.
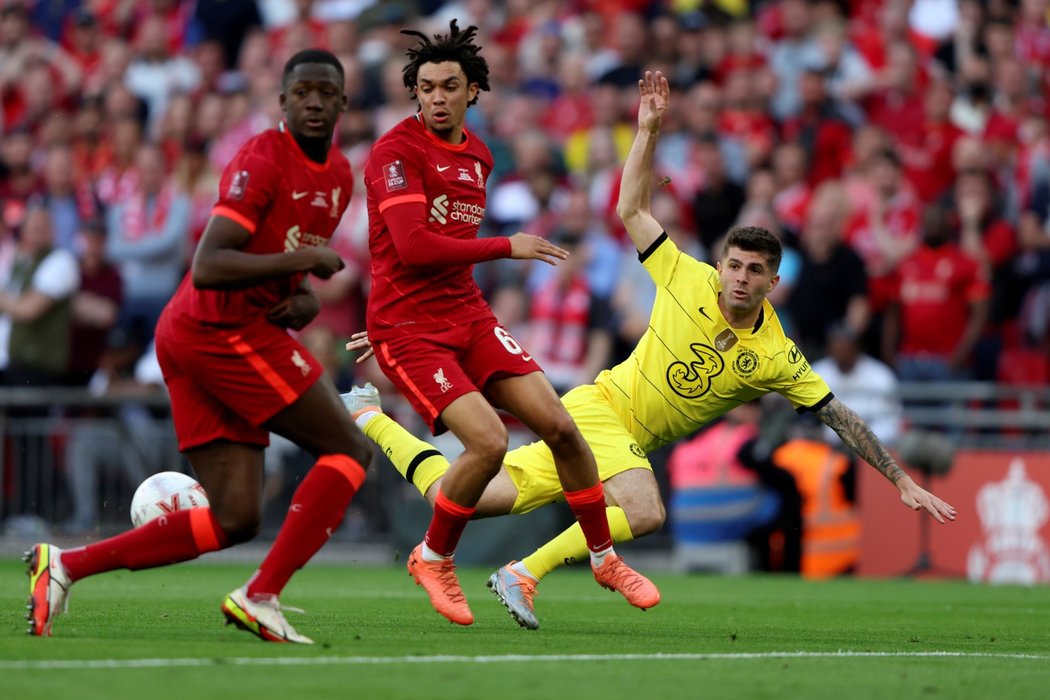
[282,49,345,90]
[721,226,782,272]
[400,19,490,106]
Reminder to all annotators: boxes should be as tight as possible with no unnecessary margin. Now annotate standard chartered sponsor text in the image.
[450,200,485,225]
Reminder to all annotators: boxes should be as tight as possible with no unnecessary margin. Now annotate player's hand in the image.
[637,70,669,132]
[268,292,320,330]
[508,233,569,266]
[303,246,345,279]
[345,330,374,364]
[897,475,957,524]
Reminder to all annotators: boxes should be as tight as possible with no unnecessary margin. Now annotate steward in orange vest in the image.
[772,439,860,578]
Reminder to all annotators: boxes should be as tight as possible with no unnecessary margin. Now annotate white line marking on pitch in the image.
[0,651,1046,671]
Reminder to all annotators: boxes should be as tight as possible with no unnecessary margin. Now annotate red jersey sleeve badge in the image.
[384,160,407,192]
[227,169,249,200]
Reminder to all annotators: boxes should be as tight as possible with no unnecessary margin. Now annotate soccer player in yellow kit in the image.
[344,70,956,630]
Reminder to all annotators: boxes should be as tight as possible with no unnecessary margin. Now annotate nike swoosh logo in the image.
[436,165,450,172]
[292,191,308,200]
[698,306,713,322]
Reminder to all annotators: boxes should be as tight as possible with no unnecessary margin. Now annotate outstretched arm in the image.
[616,70,670,254]
[815,398,957,523]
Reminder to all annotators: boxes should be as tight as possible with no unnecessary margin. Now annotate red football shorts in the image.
[373,317,541,435]
[155,309,323,451]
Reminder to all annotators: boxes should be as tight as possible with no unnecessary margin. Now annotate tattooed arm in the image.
[815,398,957,523]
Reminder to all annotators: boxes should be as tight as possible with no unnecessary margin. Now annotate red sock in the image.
[60,507,228,582]
[565,483,613,553]
[246,454,365,599]
[423,489,475,557]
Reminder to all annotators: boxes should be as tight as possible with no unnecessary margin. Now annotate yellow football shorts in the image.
[503,384,652,514]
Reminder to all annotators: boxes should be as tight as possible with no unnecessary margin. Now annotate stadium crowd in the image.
[0,0,1047,548]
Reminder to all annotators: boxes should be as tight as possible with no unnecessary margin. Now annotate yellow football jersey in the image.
[594,235,832,453]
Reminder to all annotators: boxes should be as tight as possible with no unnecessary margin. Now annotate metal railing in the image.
[0,387,182,535]
[1,381,1048,537]
[897,381,1050,449]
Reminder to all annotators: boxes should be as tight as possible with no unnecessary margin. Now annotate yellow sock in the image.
[363,413,449,497]
[521,506,634,581]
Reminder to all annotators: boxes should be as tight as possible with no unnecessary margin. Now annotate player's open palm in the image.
[508,233,569,266]
[304,246,345,279]
[899,479,957,524]
[638,70,669,132]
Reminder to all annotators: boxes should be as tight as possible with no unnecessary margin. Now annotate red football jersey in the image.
[896,244,991,356]
[166,123,353,326]
[364,114,506,338]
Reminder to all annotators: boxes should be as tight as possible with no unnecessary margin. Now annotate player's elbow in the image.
[616,202,641,224]
[191,258,221,289]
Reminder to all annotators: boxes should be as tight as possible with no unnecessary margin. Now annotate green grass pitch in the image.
[1,558,1047,700]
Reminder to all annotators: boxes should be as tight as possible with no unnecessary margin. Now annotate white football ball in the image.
[130,471,210,527]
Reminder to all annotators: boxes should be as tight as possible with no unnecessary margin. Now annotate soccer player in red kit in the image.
[363,21,657,625]
[24,49,372,644]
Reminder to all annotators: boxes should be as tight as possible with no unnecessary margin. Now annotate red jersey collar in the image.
[414,113,471,152]
[278,121,332,172]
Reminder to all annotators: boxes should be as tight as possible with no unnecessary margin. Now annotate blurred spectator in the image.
[692,133,745,252]
[528,189,619,300]
[780,68,854,186]
[595,11,648,88]
[175,137,221,255]
[124,13,201,136]
[490,128,566,236]
[105,144,190,348]
[194,0,264,71]
[67,219,123,388]
[933,0,985,78]
[0,204,80,387]
[816,17,876,119]
[768,0,823,121]
[787,180,869,357]
[953,168,1021,379]
[770,140,811,236]
[900,78,963,203]
[0,1,82,135]
[865,40,926,147]
[982,56,1037,172]
[0,129,41,203]
[523,228,613,395]
[62,8,104,82]
[718,65,777,171]
[564,79,632,182]
[95,116,145,209]
[1015,162,1050,348]
[883,202,991,381]
[40,145,86,253]
[845,147,922,316]
[812,322,903,447]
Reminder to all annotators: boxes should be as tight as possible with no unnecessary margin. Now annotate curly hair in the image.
[400,19,490,105]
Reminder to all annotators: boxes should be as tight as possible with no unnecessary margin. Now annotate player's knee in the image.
[536,412,582,454]
[627,501,666,537]
[463,427,508,474]
[216,512,261,545]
